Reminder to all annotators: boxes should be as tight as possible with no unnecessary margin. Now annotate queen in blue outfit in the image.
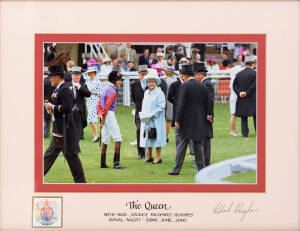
[139,69,166,164]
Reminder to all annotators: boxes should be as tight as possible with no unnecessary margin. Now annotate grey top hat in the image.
[71,66,81,73]
[85,53,92,59]
[43,66,50,74]
[138,65,148,73]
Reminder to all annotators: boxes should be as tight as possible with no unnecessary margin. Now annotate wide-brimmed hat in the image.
[71,66,82,74]
[179,57,188,63]
[181,64,194,75]
[87,59,97,65]
[138,65,148,73]
[207,56,217,62]
[193,62,208,73]
[143,68,161,86]
[86,66,98,74]
[103,57,111,63]
[49,64,65,77]
[156,52,165,57]
[163,66,176,74]
[43,66,50,75]
[245,55,257,64]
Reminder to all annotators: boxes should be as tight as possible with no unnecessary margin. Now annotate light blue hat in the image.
[143,68,161,86]
[86,66,98,74]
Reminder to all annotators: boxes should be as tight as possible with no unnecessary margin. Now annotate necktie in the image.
[73,84,77,99]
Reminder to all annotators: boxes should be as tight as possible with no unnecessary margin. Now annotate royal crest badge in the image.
[32,197,62,228]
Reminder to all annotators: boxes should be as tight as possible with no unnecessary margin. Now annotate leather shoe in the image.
[145,157,153,163]
[113,163,126,169]
[152,159,162,164]
[168,171,179,175]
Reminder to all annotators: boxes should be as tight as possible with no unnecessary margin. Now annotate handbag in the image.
[143,118,157,139]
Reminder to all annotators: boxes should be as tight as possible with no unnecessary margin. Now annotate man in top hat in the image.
[164,66,178,143]
[64,63,87,139]
[168,64,212,175]
[65,66,91,140]
[64,60,86,84]
[43,66,54,138]
[130,65,148,159]
[233,56,257,137]
[193,62,214,166]
[44,64,86,183]
[97,71,126,169]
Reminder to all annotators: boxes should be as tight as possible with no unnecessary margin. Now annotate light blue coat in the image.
[140,87,166,148]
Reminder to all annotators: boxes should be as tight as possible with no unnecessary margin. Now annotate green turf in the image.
[43,103,256,183]
[223,171,257,183]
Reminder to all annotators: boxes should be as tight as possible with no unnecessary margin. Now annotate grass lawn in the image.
[43,103,256,184]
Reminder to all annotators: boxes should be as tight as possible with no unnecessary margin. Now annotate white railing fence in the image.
[195,154,257,184]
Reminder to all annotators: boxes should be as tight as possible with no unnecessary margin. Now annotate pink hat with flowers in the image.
[207,56,216,62]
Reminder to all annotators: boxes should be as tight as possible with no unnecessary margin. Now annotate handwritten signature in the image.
[212,201,260,221]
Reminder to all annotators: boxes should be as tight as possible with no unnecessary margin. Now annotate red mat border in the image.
[35,34,266,192]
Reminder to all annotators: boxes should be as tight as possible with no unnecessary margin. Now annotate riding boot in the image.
[100,144,109,168]
[113,142,126,169]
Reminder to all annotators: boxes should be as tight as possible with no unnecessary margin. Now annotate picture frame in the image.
[35,34,266,193]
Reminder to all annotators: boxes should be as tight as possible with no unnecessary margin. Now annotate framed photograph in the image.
[35,34,265,193]
[1,0,299,230]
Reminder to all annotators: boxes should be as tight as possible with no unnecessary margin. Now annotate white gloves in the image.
[139,111,153,122]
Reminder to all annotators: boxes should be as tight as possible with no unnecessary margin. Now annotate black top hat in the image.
[193,62,208,73]
[108,71,122,83]
[181,64,194,75]
[49,65,65,77]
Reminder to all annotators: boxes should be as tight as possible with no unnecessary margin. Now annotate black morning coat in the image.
[233,67,256,117]
[44,76,55,120]
[52,82,80,154]
[167,78,182,127]
[131,79,146,115]
[175,79,212,141]
[202,78,215,139]
[64,72,88,129]
[65,82,91,130]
